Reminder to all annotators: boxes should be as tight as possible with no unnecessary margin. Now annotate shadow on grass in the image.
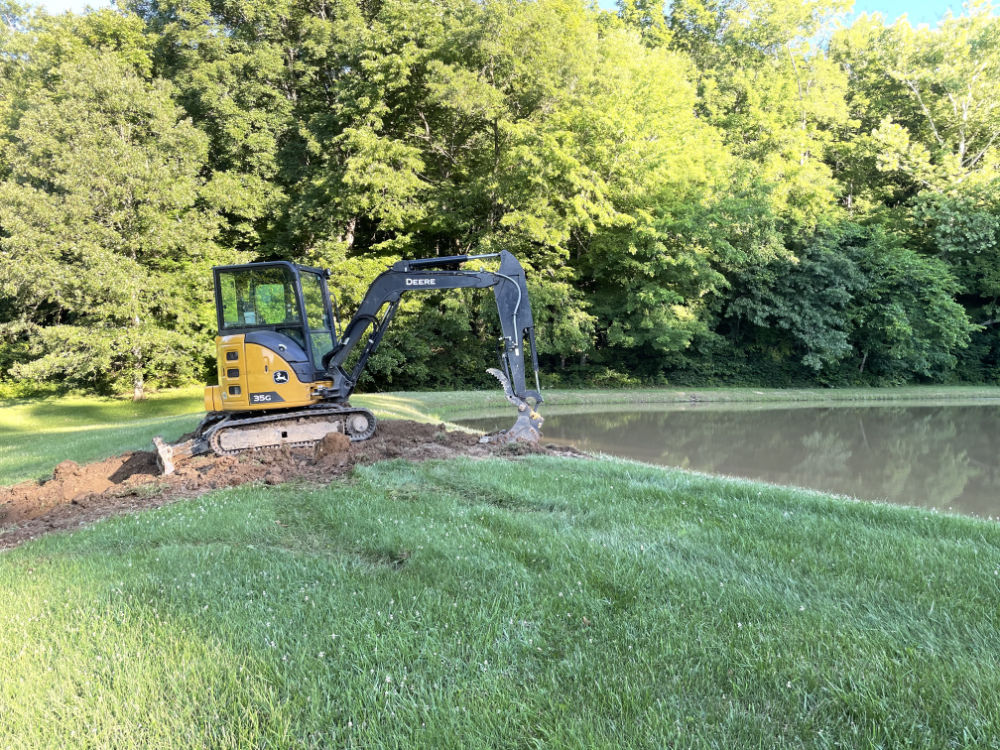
[0,388,204,433]
[0,413,203,485]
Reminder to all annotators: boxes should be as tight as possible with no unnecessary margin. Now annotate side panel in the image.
[217,334,250,410]
[243,343,321,409]
[210,334,332,412]
[204,385,222,412]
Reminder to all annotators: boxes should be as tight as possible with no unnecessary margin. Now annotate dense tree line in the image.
[0,0,998,397]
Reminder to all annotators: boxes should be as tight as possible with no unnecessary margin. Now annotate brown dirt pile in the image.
[0,420,580,550]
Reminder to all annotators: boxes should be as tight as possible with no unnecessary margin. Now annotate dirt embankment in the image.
[0,421,579,550]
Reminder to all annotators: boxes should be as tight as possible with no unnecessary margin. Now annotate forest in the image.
[1,0,998,397]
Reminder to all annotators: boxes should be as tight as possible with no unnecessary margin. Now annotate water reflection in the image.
[460,404,1000,517]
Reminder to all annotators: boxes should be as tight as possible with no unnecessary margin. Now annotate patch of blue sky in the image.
[31,0,974,28]
[592,0,969,28]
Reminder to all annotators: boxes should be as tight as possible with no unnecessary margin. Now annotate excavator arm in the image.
[320,250,542,412]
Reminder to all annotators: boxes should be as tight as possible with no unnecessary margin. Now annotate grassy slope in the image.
[0,387,207,486]
[2,457,999,748]
[4,384,1000,485]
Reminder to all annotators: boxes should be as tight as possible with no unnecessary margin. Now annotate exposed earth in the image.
[0,420,581,550]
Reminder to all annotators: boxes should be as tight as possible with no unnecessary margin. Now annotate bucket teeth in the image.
[486,367,520,407]
[483,368,543,444]
[153,436,197,476]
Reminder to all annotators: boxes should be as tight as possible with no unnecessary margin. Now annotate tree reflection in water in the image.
[462,404,1000,517]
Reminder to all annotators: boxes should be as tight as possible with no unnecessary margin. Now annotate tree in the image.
[131,0,759,384]
[726,224,973,381]
[726,226,864,373]
[848,240,973,380]
[653,0,852,231]
[0,11,232,397]
[0,0,994,394]
[831,3,1000,378]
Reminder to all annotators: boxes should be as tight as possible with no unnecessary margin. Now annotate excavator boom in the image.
[320,250,541,403]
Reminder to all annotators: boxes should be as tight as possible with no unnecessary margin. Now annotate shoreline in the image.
[355,384,1000,422]
[4,384,1000,488]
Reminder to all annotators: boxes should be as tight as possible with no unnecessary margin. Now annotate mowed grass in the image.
[360,384,1000,422]
[2,457,999,748]
[0,388,206,485]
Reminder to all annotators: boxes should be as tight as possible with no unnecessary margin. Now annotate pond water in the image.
[459,401,1000,518]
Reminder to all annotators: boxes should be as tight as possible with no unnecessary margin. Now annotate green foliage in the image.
[0,10,240,397]
[1,0,1000,393]
[848,240,974,380]
[661,0,852,230]
[728,224,975,382]
[728,229,863,372]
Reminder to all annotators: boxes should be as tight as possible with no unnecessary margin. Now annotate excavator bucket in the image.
[480,368,544,444]
[153,436,201,475]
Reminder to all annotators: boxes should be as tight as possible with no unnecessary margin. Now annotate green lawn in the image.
[0,387,206,486]
[2,457,999,747]
[5,384,1000,485]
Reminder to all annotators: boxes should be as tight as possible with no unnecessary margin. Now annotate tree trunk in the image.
[341,217,357,251]
[858,350,868,375]
[133,366,145,401]
[132,313,145,401]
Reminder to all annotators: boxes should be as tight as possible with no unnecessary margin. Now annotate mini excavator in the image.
[153,251,543,474]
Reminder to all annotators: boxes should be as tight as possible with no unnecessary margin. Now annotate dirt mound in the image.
[314,431,350,459]
[0,420,580,550]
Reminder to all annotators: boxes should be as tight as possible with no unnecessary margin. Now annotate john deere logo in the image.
[273,370,289,384]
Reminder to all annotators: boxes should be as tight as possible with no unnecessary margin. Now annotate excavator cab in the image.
[206,262,338,412]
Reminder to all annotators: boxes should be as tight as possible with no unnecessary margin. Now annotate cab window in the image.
[300,272,327,330]
[217,266,301,329]
[300,271,334,369]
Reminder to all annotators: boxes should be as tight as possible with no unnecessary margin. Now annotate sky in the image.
[30,0,969,29]
[851,0,961,27]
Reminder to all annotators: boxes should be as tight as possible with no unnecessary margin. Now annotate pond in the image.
[459,401,1000,518]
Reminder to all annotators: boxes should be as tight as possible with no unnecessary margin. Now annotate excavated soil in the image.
[0,420,581,550]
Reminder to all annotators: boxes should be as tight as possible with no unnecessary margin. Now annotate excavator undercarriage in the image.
[154,251,543,474]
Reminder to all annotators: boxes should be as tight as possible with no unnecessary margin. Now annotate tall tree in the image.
[0,11,232,397]
[831,3,1000,378]
[727,224,973,381]
[651,0,852,231]
[131,0,762,383]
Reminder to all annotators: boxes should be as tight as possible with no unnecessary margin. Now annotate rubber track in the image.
[206,405,377,456]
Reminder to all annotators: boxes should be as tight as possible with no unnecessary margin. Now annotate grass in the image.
[5,384,1000,485]
[4,387,1000,745]
[2,457,1000,747]
[0,387,206,486]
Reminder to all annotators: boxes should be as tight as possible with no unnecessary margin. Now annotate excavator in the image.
[153,250,544,474]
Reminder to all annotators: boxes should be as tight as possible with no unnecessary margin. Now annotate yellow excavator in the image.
[153,251,543,473]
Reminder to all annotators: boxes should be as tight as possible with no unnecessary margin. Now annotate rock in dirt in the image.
[0,420,583,550]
